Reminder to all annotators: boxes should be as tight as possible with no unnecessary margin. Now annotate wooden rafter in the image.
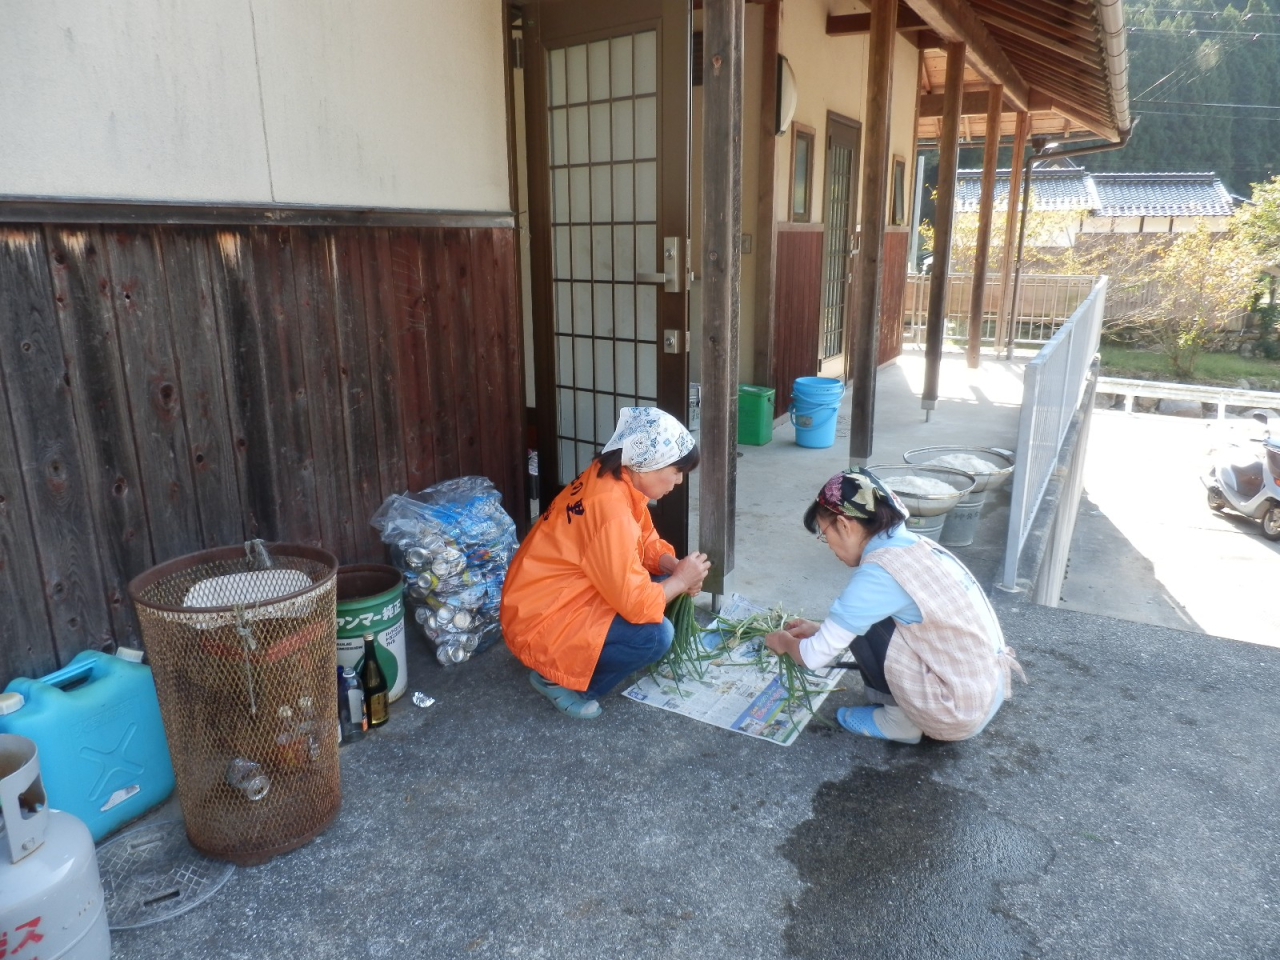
[905,0,1030,110]
[919,89,1006,117]
[984,14,1097,65]
[827,6,928,34]
[912,0,1125,144]
[1019,56,1108,96]
[1035,94,1116,142]
[906,29,945,50]
[973,0,1097,43]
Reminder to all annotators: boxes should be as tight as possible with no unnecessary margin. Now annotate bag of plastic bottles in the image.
[370,477,517,665]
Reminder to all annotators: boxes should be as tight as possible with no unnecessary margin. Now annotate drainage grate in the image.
[97,819,235,929]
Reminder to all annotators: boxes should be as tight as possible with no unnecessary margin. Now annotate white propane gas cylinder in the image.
[0,732,111,960]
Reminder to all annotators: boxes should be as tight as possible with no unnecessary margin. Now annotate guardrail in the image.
[1096,377,1280,418]
[1002,276,1109,591]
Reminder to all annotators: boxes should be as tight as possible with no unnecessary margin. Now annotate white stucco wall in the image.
[0,0,510,211]
[774,0,919,227]
[690,1,921,386]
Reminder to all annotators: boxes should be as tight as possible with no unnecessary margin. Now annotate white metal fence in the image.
[1001,276,1109,590]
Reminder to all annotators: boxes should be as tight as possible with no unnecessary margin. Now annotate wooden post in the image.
[699,0,744,599]
[847,0,897,465]
[994,110,1029,352]
[752,0,780,392]
[921,41,965,415]
[966,84,1003,368]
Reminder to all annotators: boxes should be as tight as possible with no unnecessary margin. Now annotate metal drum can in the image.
[0,734,111,960]
[335,565,408,702]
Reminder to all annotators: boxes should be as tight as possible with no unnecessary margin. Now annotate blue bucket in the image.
[788,377,845,448]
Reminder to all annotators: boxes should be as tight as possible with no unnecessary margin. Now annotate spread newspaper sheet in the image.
[622,594,845,746]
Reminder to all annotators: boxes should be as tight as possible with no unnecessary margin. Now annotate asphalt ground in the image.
[114,600,1280,960]
[111,351,1280,958]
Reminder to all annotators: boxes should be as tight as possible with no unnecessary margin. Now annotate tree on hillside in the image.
[1115,222,1263,378]
[920,206,1083,275]
[1234,175,1280,358]
[1235,174,1280,264]
[1088,0,1280,195]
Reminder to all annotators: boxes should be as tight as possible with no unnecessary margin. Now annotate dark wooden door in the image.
[524,0,692,551]
[818,114,861,380]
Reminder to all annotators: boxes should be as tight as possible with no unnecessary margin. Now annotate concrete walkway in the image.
[1060,406,1280,647]
[712,347,1027,610]
[113,349,1280,960]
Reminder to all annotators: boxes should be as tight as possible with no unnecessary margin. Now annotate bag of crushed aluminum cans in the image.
[370,476,517,666]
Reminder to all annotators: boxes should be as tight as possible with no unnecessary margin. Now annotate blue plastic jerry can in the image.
[0,649,175,841]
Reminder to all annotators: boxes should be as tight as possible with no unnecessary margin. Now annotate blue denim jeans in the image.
[585,615,674,699]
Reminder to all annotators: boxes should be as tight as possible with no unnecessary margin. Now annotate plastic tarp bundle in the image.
[370,477,517,665]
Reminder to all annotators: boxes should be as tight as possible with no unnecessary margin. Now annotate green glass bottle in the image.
[360,632,389,728]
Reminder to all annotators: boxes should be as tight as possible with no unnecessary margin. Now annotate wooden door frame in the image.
[819,110,862,381]
[522,0,692,551]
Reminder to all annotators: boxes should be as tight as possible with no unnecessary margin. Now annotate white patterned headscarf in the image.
[602,407,695,472]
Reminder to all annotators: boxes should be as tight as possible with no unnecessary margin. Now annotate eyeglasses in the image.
[815,525,829,544]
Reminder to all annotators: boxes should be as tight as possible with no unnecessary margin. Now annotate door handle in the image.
[636,237,683,293]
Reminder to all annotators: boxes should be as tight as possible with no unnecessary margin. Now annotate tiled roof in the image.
[1090,173,1235,217]
[955,168,1096,212]
[953,168,1236,217]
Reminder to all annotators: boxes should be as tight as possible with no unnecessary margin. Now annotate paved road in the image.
[114,601,1280,960]
[109,359,1280,960]
[1060,408,1280,647]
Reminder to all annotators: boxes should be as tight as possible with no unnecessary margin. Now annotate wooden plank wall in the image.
[0,223,524,680]
[769,225,825,416]
[877,229,908,366]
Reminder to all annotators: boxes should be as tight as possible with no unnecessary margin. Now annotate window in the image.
[790,124,815,222]
[890,157,907,226]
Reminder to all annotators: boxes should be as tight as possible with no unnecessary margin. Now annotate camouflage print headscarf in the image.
[816,468,910,522]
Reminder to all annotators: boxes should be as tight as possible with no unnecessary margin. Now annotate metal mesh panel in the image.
[128,543,340,867]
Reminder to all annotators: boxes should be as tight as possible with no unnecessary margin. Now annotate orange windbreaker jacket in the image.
[500,465,674,690]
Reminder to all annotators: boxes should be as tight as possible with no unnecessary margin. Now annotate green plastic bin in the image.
[737,384,776,446]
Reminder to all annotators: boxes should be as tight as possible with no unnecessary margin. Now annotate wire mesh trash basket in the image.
[128,541,340,866]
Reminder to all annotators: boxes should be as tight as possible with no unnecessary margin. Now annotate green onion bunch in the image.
[712,607,829,717]
[653,593,712,685]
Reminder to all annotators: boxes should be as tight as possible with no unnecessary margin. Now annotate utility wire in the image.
[1147,8,1280,18]
[1128,26,1280,37]
[1134,99,1280,110]
[1134,108,1280,120]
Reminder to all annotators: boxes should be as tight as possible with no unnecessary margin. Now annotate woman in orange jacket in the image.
[501,407,711,719]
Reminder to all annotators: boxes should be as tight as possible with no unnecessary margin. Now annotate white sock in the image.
[863,686,897,706]
[874,705,923,742]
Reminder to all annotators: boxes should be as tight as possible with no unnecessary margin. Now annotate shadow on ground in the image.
[781,756,1051,960]
[1059,491,1201,633]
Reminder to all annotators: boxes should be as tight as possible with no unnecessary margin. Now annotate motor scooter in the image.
[1203,411,1280,541]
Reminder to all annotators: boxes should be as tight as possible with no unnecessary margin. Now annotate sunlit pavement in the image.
[112,348,1280,960]
[1060,407,1280,648]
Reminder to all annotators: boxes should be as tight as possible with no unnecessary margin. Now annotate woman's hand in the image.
[662,551,711,600]
[764,629,807,667]
[782,618,821,639]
